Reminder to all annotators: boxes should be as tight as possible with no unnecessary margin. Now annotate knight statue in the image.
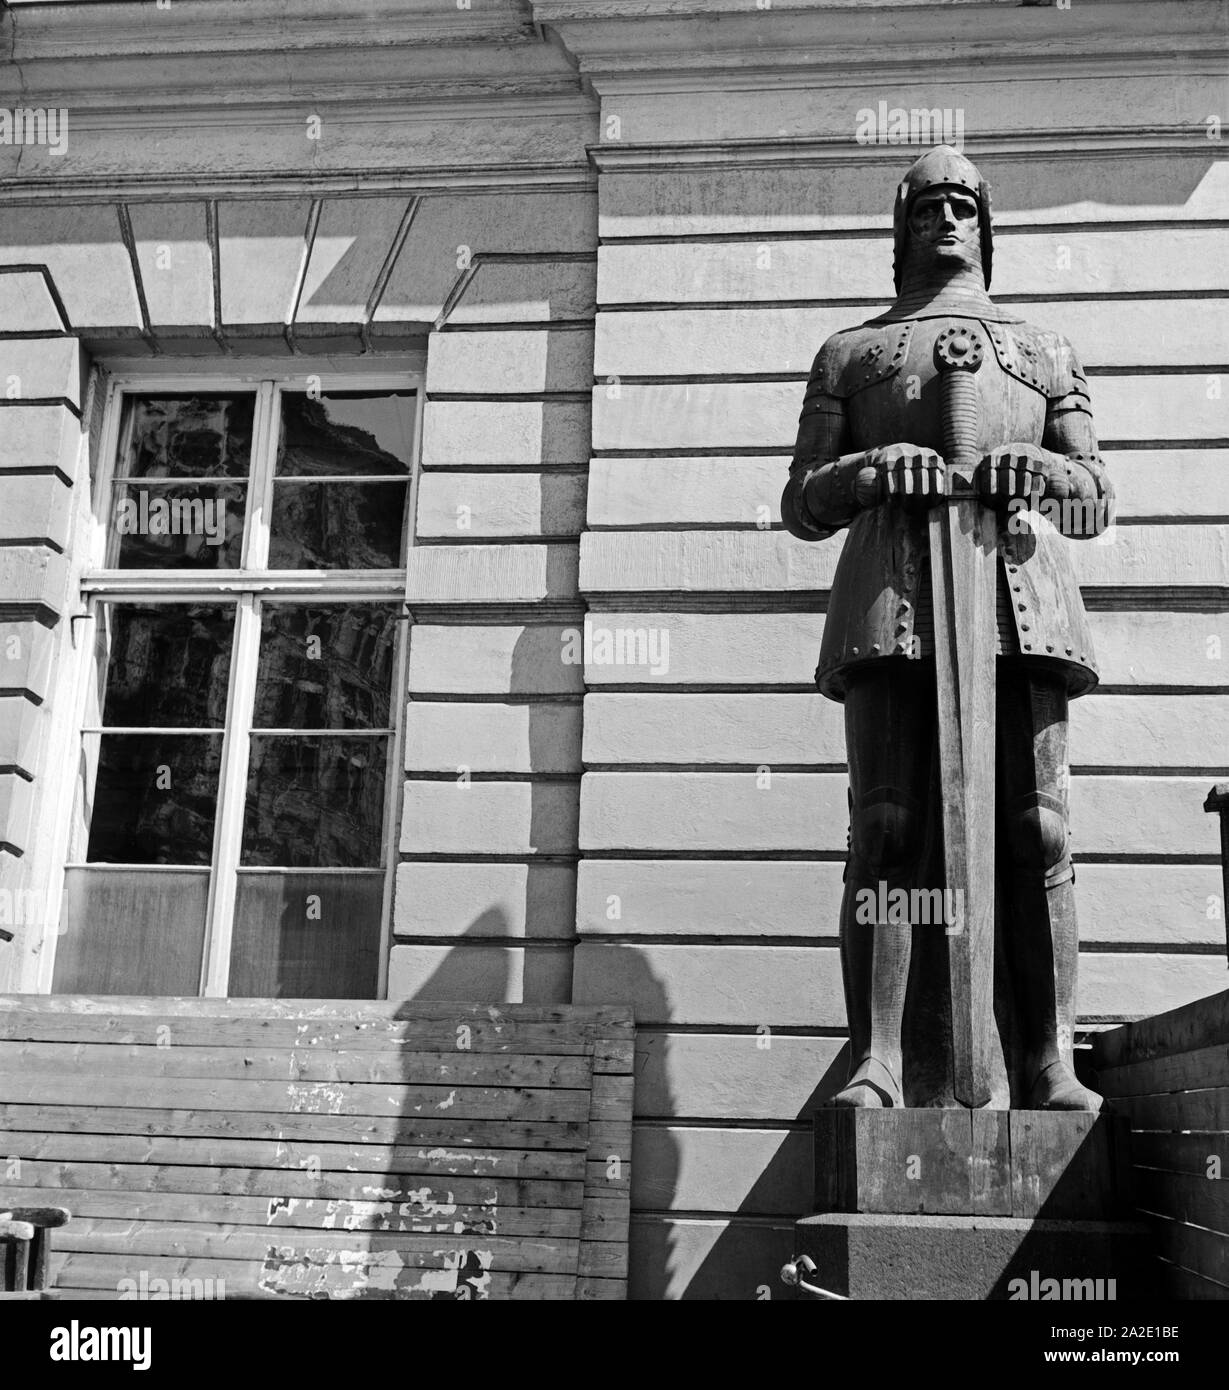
[781,146,1113,1112]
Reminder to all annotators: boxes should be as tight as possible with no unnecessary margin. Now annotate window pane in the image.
[242,735,388,868]
[53,867,208,995]
[276,391,415,477]
[253,604,397,730]
[119,395,254,480]
[114,481,246,570]
[86,733,223,865]
[229,871,382,998]
[268,480,406,569]
[101,604,233,729]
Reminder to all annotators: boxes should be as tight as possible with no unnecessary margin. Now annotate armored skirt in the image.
[815,503,1100,702]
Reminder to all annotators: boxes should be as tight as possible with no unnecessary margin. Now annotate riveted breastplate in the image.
[831,318,1049,456]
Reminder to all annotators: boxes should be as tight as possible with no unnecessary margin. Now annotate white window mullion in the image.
[244,380,279,573]
[200,593,261,997]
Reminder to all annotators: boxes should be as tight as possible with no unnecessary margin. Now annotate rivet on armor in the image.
[1017,603,1027,611]
[1046,644,1054,652]
[1021,625,1030,632]
[1023,643,1032,650]
[1066,646,1073,655]
[851,647,860,656]
[871,643,881,653]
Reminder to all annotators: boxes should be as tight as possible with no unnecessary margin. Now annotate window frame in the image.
[46,363,423,999]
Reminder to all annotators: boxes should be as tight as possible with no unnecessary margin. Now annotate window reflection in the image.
[254,604,397,730]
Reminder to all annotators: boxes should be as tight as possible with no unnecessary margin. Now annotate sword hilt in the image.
[935,326,985,484]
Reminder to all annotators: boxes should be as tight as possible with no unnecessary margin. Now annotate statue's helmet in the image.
[892,145,993,293]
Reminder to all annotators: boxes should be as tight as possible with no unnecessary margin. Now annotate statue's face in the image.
[906,185,981,277]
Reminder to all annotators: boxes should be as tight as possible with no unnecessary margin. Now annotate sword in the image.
[929,324,997,1109]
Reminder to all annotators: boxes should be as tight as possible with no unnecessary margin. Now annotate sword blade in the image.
[929,486,997,1107]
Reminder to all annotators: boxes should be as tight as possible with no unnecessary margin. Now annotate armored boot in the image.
[999,670,1102,1111]
[832,662,934,1108]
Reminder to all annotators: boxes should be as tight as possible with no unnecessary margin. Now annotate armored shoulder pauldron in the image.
[983,322,1072,399]
[819,323,914,399]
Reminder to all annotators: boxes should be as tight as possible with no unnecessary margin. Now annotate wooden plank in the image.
[1140,1211,1229,1285]
[0,1104,588,1150]
[584,1158,630,1197]
[598,230,1229,306]
[1097,1042,1229,1098]
[592,1038,636,1074]
[588,1073,635,1123]
[4,1160,583,1209]
[1109,1087,1229,1132]
[0,1041,595,1088]
[813,1108,1012,1217]
[1126,1132,1229,1178]
[1093,990,1229,1069]
[54,1224,580,1273]
[1134,1169,1229,1235]
[0,1074,592,1122]
[0,1187,583,1239]
[0,995,631,1027]
[49,1252,578,1300]
[575,1275,627,1300]
[1,1132,587,1181]
[577,1245,628,1279]
[1157,1260,1229,1301]
[0,998,635,1301]
[0,1008,626,1052]
[1009,1112,1131,1219]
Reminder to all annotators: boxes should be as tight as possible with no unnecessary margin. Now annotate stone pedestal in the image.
[793,1109,1157,1299]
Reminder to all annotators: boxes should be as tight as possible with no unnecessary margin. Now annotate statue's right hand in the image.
[854,444,946,510]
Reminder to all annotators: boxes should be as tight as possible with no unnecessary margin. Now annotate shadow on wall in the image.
[668,1042,851,1301]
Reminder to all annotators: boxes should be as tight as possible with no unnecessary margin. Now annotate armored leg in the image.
[997,662,1101,1111]
[834,659,934,1107]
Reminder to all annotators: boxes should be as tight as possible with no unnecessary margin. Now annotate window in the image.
[51,371,418,998]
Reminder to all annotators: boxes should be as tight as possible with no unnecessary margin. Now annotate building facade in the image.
[0,0,1226,1296]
